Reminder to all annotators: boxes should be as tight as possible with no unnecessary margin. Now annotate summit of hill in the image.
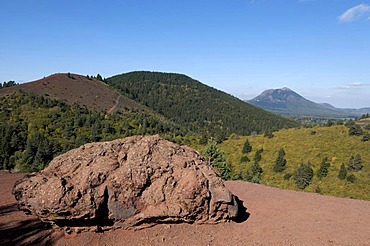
[106,71,298,139]
[0,73,143,113]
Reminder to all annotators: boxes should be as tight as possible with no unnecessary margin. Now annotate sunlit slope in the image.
[106,71,299,140]
[220,125,370,200]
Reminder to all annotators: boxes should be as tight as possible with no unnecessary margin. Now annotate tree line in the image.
[0,91,191,172]
[0,81,17,88]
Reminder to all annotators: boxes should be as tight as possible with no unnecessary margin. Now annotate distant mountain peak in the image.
[248,87,359,118]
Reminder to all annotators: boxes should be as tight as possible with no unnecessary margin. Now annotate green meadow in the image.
[219,125,370,201]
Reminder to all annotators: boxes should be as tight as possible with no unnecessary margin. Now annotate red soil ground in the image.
[1,173,369,246]
[0,73,143,113]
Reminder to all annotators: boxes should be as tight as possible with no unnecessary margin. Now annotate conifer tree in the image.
[294,163,313,189]
[317,157,330,179]
[242,139,252,154]
[338,163,347,180]
[96,74,103,82]
[202,138,232,180]
[246,161,263,184]
[273,148,287,172]
[245,149,263,183]
[254,148,263,163]
[348,154,363,172]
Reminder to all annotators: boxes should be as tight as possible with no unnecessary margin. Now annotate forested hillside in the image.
[0,91,189,172]
[106,71,299,141]
[219,124,370,200]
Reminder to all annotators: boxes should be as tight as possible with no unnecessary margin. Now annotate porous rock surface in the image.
[13,135,239,230]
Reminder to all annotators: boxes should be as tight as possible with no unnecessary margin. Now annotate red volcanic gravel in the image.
[1,173,369,246]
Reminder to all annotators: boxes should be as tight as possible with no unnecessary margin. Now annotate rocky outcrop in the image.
[13,135,239,231]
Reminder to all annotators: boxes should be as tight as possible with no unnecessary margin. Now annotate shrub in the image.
[240,156,250,163]
[202,138,232,180]
[338,163,347,180]
[361,133,370,142]
[273,148,287,172]
[245,160,263,184]
[284,173,292,180]
[347,174,356,183]
[242,139,252,154]
[348,154,363,172]
[317,157,330,179]
[348,124,363,136]
[294,163,314,189]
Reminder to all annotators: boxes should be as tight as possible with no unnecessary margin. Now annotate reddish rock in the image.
[13,135,239,230]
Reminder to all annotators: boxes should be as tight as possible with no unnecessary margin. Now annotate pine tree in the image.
[240,156,250,163]
[202,138,232,180]
[273,148,287,172]
[338,163,347,180]
[317,157,330,179]
[348,154,363,172]
[253,148,263,163]
[294,163,313,189]
[246,161,263,183]
[242,139,252,154]
[96,74,103,82]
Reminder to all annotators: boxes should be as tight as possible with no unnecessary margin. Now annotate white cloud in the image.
[338,3,370,23]
[337,82,369,89]
[349,82,369,87]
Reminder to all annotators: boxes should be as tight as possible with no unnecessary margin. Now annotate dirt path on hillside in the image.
[1,173,369,245]
[107,95,122,114]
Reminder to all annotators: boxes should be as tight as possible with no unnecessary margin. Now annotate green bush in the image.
[273,148,287,172]
[361,133,370,142]
[347,174,356,183]
[338,163,347,180]
[348,154,363,172]
[294,163,313,189]
[317,157,330,179]
[284,173,292,180]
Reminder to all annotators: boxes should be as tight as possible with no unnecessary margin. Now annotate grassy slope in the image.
[220,125,370,200]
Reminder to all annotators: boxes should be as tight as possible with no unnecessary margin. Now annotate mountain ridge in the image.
[249,87,369,118]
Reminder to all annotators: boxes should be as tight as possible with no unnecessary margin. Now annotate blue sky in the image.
[1,0,369,108]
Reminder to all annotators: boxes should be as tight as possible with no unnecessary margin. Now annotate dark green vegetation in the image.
[273,148,286,172]
[106,71,298,142]
[294,163,314,189]
[0,91,188,172]
[220,124,370,200]
[202,138,232,180]
[0,81,17,88]
[317,157,330,179]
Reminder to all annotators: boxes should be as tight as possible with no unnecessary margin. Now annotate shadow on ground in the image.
[0,203,61,246]
[234,196,250,223]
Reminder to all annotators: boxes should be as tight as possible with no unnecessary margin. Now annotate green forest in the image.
[0,91,191,172]
[106,71,298,142]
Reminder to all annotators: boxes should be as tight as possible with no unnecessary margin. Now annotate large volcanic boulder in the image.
[13,135,239,231]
